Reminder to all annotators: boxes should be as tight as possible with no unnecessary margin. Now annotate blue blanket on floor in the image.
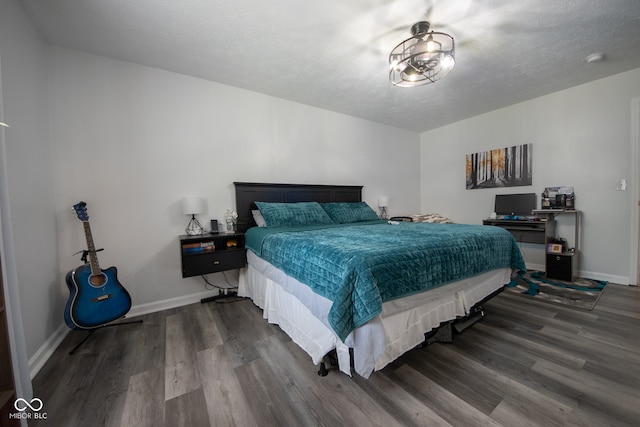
[246,221,525,341]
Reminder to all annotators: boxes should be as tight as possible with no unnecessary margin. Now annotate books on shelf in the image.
[182,241,215,253]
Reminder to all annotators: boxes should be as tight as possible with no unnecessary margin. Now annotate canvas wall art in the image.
[466,143,532,189]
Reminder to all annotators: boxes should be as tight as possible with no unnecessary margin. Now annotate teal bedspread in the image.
[246,221,525,341]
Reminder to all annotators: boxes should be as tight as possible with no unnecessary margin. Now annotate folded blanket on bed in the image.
[411,213,452,223]
[246,221,525,341]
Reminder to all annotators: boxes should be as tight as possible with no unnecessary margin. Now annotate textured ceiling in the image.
[19,0,640,132]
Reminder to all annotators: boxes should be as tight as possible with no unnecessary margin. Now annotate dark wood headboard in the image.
[234,182,363,232]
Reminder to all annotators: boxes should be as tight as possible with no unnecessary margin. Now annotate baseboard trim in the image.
[525,262,545,272]
[28,289,226,379]
[578,270,630,286]
[28,322,69,380]
[524,262,629,285]
[126,289,223,318]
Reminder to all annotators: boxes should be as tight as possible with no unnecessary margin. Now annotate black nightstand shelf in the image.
[179,233,246,278]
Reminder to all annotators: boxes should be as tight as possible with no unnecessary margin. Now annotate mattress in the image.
[239,250,511,378]
[245,221,525,341]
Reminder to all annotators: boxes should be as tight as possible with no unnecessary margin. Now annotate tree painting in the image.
[466,143,532,189]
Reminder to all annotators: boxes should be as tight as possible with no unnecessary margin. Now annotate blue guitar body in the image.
[64,264,132,330]
[64,201,132,330]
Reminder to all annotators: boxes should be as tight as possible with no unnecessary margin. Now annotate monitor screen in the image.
[494,193,536,216]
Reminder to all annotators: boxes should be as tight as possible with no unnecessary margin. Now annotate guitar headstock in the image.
[72,201,89,221]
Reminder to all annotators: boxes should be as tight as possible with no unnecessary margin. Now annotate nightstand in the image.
[179,233,246,278]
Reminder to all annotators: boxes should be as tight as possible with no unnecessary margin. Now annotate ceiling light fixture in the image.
[389,21,455,87]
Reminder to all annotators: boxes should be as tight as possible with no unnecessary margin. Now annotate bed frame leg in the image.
[453,306,485,333]
[317,360,329,376]
[425,322,453,345]
[317,349,338,376]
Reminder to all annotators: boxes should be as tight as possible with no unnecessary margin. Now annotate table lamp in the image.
[378,196,389,219]
[182,196,204,235]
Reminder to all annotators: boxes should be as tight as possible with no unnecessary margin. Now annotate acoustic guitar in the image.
[64,202,132,330]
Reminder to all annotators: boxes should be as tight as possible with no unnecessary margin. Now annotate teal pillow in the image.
[254,201,334,227]
[321,202,380,223]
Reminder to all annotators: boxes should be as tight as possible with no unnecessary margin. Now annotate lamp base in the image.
[186,215,204,235]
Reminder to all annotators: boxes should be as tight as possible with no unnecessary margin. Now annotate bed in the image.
[235,182,525,378]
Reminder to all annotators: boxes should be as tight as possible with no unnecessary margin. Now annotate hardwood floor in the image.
[31,284,639,426]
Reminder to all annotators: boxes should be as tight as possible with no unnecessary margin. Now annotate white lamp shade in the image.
[182,197,204,215]
[378,196,389,207]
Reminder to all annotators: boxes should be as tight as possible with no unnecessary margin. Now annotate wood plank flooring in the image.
[30,284,640,426]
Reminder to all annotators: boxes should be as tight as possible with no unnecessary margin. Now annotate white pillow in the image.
[252,209,267,227]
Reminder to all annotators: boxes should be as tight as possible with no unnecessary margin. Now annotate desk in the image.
[484,210,581,281]
[481,218,555,244]
[532,210,580,281]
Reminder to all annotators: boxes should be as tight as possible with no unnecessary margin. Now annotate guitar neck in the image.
[83,221,102,275]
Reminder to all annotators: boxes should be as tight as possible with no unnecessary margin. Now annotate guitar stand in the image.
[73,248,104,264]
[200,288,242,304]
[69,319,143,355]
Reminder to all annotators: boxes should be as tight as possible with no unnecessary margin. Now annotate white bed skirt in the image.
[239,251,511,378]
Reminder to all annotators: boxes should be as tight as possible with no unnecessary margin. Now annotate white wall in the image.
[1,0,55,397]
[48,47,421,314]
[420,68,640,284]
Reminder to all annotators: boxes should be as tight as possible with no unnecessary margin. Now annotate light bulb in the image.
[425,35,440,52]
[441,55,455,71]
